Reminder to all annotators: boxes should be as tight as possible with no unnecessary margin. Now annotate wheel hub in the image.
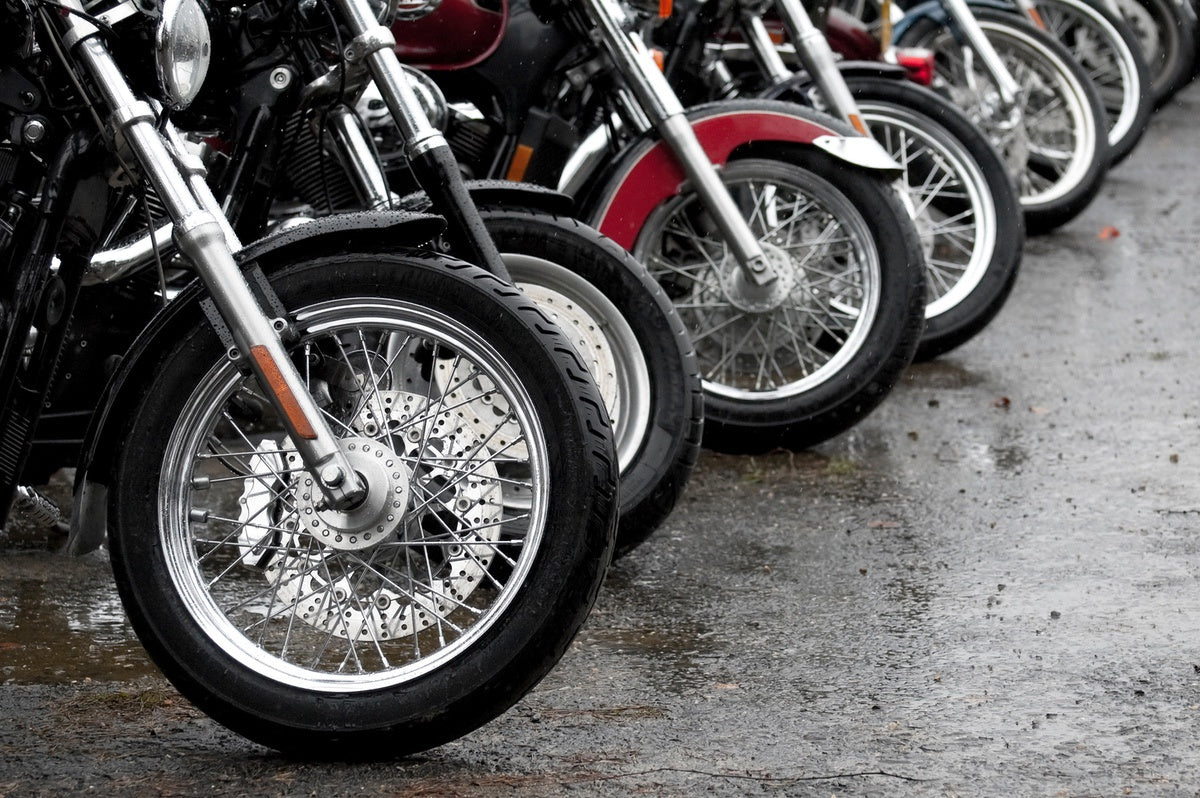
[719,243,796,314]
[293,437,410,551]
[235,388,505,642]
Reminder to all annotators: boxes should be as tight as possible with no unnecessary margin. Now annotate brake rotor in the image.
[236,389,502,642]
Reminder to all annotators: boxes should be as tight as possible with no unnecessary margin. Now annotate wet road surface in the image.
[5,84,1200,797]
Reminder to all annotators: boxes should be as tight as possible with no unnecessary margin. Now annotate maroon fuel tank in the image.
[393,0,508,70]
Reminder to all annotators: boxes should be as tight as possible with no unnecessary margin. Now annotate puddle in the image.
[0,549,157,684]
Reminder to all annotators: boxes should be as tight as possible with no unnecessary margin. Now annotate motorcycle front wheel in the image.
[844,76,1025,360]
[633,149,926,454]
[107,252,618,757]
[1033,0,1153,164]
[480,209,703,557]
[1114,0,1197,105]
[898,8,1110,233]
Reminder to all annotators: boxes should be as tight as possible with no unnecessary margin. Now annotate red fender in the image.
[585,104,841,251]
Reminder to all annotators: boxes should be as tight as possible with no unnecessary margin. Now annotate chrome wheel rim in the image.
[161,298,549,692]
[927,20,1097,207]
[635,161,882,402]
[858,102,997,320]
[506,253,651,474]
[1038,0,1142,149]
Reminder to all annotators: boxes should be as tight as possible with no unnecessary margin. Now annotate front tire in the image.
[1115,0,1197,105]
[633,149,926,454]
[1035,0,1153,164]
[843,76,1025,360]
[479,210,703,557]
[899,8,1110,233]
[107,252,618,757]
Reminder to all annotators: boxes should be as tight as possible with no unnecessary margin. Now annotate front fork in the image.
[939,0,1023,107]
[582,0,779,286]
[751,0,873,135]
[328,0,511,281]
[63,8,365,509]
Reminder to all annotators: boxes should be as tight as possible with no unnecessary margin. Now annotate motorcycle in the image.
[27,0,703,556]
[830,0,1152,164]
[659,0,1025,360]
[882,0,1113,232]
[394,0,929,454]
[1,0,621,756]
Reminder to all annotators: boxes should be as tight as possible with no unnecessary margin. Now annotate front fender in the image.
[396,179,575,217]
[760,62,910,102]
[65,210,444,555]
[581,99,898,250]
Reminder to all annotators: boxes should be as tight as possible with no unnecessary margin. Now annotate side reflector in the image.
[250,345,317,440]
[506,144,534,182]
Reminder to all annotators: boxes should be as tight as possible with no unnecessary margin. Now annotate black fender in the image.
[577,98,901,251]
[760,61,910,103]
[65,210,444,555]
[395,178,575,217]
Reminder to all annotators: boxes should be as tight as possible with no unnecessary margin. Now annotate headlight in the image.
[155,0,212,111]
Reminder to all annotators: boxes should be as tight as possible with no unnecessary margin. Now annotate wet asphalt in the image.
[4,81,1200,797]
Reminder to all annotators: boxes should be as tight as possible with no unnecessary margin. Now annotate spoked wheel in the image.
[633,150,925,454]
[899,8,1110,233]
[107,253,617,756]
[480,210,702,558]
[1033,0,1153,163]
[843,76,1025,360]
[1113,0,1197,106]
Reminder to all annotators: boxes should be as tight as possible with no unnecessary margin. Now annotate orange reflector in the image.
[250,345,317,440]
[506,144,534,182]
[651,48,665,71]
[849,114,868,136]
[1027,6,1047,29]
[659,0,672,17]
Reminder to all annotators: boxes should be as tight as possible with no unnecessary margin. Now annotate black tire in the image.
[898,7,1110,233]
[107,252,618,756]
[1035,0,1154,164]
[841,76,1025,360]
[479,209,703,557]
[1115,0,1197,105]
[632,149,926,454]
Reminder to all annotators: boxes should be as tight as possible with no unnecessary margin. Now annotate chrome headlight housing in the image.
[394,0,442,21]
[155,0,212,111]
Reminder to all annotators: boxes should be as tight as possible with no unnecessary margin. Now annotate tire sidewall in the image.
[108,253,616,754]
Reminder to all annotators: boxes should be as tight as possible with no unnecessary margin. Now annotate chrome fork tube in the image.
[332,0,445,161]
[63,11,364,508]
[766,0,872,135]
[329,0,510,279]
[940,0,1021,104]
[582,0,777,285]
[324,105,395,209]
